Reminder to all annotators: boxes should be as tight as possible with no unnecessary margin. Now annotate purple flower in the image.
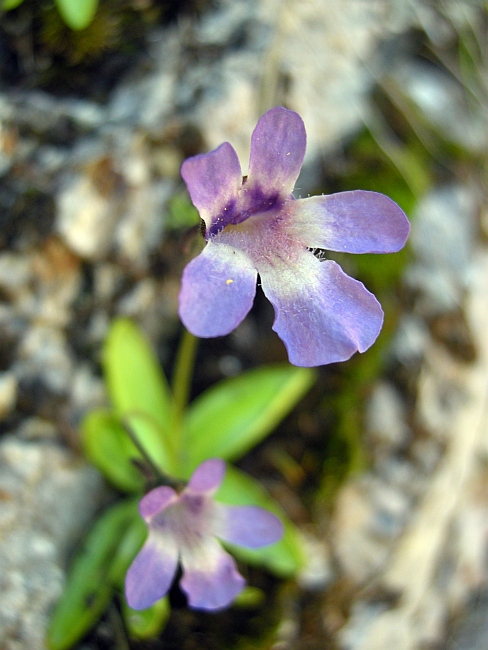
[179,107,410,367]
[125,459,283,611]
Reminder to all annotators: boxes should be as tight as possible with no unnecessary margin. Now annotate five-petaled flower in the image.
[179,107,410,367]
[125,459,283,611]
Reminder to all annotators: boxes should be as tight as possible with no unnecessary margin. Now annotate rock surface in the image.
[0,435,104,650]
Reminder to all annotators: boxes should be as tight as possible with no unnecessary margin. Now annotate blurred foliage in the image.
[166,192,201,231]
[0,0,198,95]
[3,0,99,30]
[40,0,161,67]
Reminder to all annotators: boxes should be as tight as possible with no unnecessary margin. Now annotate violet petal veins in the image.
[125,459,283,612]
[179,107,410,367]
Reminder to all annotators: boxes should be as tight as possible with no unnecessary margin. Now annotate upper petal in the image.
[246,107,306,203]
[180,538,245,611]
[178,240,257,338]
[139,485,178,521]
[125,534,178,610]
[187,459,226,495]
[212,504,284,549]
[292,190,410,253]
[259,254,384,367]
[181,142,242,232]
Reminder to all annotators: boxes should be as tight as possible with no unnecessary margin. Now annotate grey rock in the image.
[0,252,32,298]
[14,325,75,396]
[115,180,173,272]
[390,315,430,365]
[365,381,410,451]
[0,90,104,137]
[108,32,179,130]
[56,173,121,261]
[446,590,488,650]
[393,60,488,152]
[338,250,488,650]
[0,436,104,650]
[406,185,479,316]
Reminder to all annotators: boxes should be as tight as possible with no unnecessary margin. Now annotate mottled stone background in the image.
[0,1,487,648]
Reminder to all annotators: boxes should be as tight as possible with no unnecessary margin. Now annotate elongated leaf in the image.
[216,466,306,577]
[82,410,176,491]
[103,318,176,473]
[108,512,147,587]
[122,597,170,640]
[47,500,139,650]
[82,410,144,492]
[103,318,171,427]
[184,365,315,472]
[233,586,265,607]
[3,0,24,10]
[55,0,98,30]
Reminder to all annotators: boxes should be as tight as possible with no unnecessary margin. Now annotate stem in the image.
[121,417,177,487]
[108,602,130,650]
[171,328,198,440]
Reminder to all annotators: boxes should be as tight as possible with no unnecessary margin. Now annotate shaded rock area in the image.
[0,0,487,649]
[334,247,488,650]
[0,434,104,650]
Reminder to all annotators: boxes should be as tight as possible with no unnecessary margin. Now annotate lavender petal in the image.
[246,107,306,202]
[213,504,284,549]
[292,190,410,253]
[260,255,384,367]
[178,241,257,338]
[180,540,245,611]
[125,536,178,610]
[187,459,226,495]
[181,142,242,232]
[139,485,177,520]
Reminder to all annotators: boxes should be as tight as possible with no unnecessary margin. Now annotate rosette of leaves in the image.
[47,318,315,649]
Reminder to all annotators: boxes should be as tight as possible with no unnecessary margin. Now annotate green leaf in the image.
[103,318,176,473]
[3,0,24,10]
[47,499,139,650]
[108,512,147,587]
[122,597,170,640]
[233,586,265,608]
[166,192,200,230]
[81,410,144,492]
[55,0,98,30]
[184,364,315,472]
[216,466,306,578]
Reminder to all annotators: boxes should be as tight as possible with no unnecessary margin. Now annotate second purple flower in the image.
[179,107,410,367]
[125,459,283,612]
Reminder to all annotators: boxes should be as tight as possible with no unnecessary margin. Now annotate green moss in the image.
[40,3,122,65]
[39,0,164,66]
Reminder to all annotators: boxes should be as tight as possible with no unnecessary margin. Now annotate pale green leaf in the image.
[103,318,176,473]
[233,586,265,608]
[47,500,138,650]
[183,364,315,472]
[81,409,176,490]
[3,0,24,10]
[81,410,144,492]
[55,0,98,30]
[122,597,170,640]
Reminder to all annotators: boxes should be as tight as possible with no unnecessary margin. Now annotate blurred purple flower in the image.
[125,459,283,611]
[179,107,410,367]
